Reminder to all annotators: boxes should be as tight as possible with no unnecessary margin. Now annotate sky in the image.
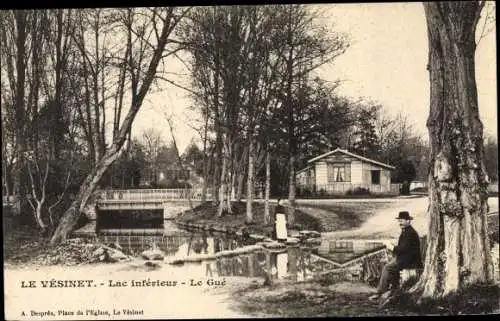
[131,3,497,153]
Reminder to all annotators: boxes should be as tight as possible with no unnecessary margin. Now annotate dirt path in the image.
[4,261,253,319]
[300,197,499,240]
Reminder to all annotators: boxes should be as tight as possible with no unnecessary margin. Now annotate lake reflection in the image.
[98,226,345,282]
[99,225,387,283]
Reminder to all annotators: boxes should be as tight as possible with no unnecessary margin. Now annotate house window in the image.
[371,170,381,185]
[327,163,351,183]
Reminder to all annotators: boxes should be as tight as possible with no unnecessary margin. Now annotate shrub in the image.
[411,187,428,193]
[345,187,371,196]
[297,187,312,197]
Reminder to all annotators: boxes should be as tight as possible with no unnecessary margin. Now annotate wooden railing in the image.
[96,188,212,202]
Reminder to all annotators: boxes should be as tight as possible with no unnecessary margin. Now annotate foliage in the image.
[182,141,205,176]
[351,105,380,158]
[100,140,145,188]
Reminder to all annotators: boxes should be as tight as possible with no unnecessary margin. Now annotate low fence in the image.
[313,247,391,284]
[297,183,401,196]
[97,188,212,202]
[410,181,498,194]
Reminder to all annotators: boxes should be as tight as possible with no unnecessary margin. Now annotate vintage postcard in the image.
[2,2,498,319]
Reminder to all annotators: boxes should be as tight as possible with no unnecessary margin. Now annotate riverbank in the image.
[229,272,415,317]
[3,215,50,267]
[3,214,131,268]
[176,201,322,237]
[231,275,499,317]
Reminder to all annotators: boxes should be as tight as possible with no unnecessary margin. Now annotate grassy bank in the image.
[231,279,413,317]
[232,277,499,317]
[297,201,392,232]
[177,201,322,236]
[3,212,118,267]
[388,283,500,315]
[3,214,48,266]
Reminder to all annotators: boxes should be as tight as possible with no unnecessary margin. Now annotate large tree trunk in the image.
[217,137,231,216]
[286,18,296,226]
[13,10,29,224]
[264,150,271,225]
[236,170,245,201]
[288,153,296,225]
[50,143,126,244]
[213,129,222,205]
[35,202,46,231]
[201,116,209,202]
[230,161,237,201]
[50,8,178,243]
[225,140,233,214]
[246,136,254,224]
[410,2,493,300]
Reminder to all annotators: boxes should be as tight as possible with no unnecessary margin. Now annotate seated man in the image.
[369,211,423,301]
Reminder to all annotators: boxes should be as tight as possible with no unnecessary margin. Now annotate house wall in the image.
[381,170,391,191]
[351,160,363,184]
[303,151,396,195]
[296,170,309,186]
[317,154,357,185]
[297,167,316,189]
[360,162,391,192]
[315,162,328,185]
[296,171,306,186]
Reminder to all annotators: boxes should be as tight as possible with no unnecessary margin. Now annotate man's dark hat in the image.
[396,211,413,220]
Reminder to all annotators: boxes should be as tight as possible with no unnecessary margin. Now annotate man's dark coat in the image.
[393,225,423,269]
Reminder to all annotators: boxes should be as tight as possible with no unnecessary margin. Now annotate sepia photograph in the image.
[2,2,499,319]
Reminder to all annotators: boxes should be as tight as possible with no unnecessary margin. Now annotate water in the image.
[97,209,163,229]
[97,222,387,284]
[317,240,387,264]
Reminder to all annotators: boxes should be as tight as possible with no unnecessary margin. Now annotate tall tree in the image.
[410,2,493,300]
[277,4,349,224]
[141,127,165,186]
[351,104,380,158]
[50,8,189,243]
[182,5,348,222]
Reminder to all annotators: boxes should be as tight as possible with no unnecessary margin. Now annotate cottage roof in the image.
[307,148,395,170]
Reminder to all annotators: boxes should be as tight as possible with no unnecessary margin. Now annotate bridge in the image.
[95,188,208,218]
[96,188,207,210]
[73,188,208,236]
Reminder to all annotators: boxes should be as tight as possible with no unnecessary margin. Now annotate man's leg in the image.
[377,259,399,294]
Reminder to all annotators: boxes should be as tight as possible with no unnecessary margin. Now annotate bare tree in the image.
[50,7,190,243]
[278,4,349,224]
[165,115,195,212]
[141,127,165,185]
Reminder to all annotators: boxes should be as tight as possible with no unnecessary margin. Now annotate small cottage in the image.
[296,148,396,195]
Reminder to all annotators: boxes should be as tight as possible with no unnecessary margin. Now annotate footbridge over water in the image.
[74,188,207,236]
[95,188,206,217]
